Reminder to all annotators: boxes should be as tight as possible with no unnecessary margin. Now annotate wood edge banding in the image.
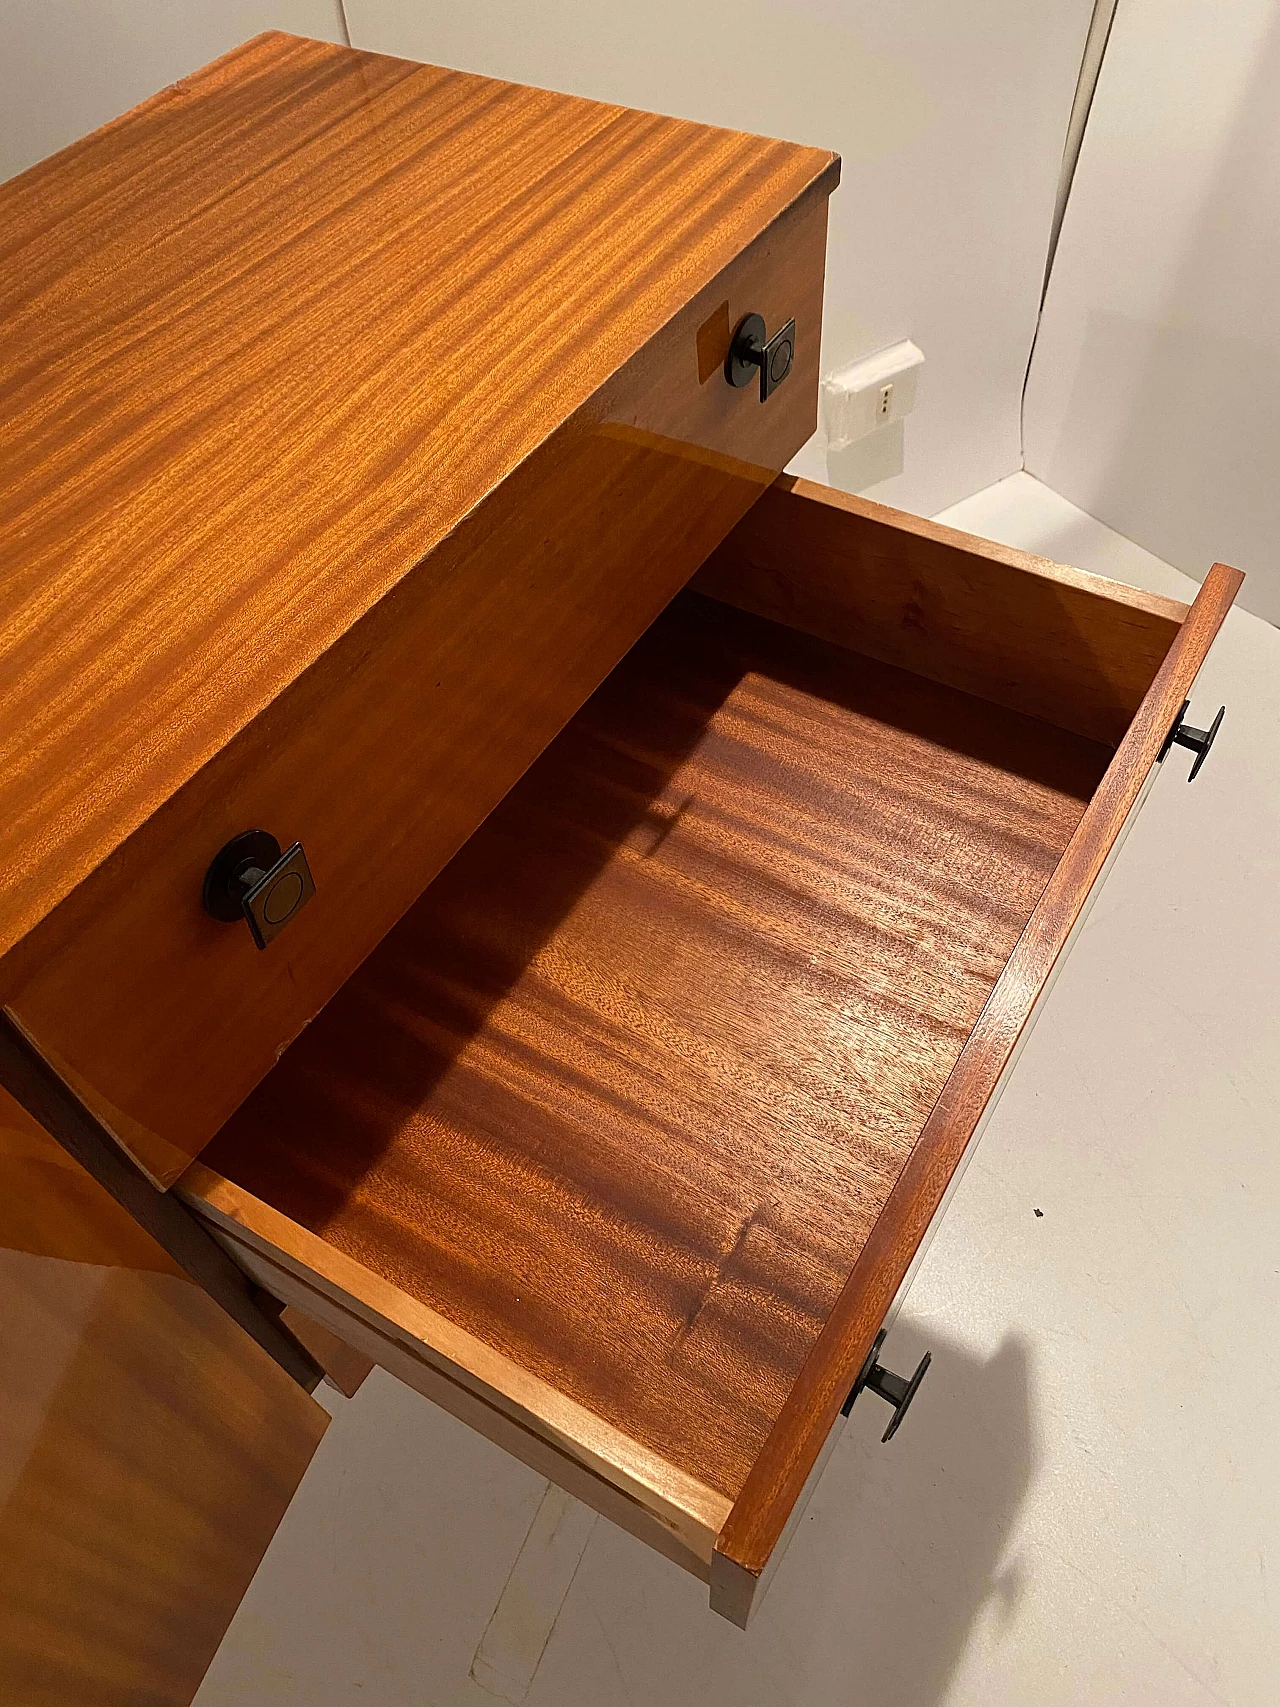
[0,1008,186,1190]
[177,1161,733,1556]
[710,560,1244,1609]
[235,1233,717,1578]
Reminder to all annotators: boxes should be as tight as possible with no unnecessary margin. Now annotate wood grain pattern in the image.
[193,592,1108,1507]
[187,1206,728,1576]
[279,1305,375,1399]
[0,33,837,1186]
[0,30,835,954]
[710,560,1244,1616]
[179,1162,732,1570]
[693,475,1189,745]
[0,1085,328,1706]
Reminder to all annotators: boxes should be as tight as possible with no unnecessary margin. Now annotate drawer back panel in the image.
[694,477,1189,746]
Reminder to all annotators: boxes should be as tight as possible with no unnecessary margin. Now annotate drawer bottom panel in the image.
[181,578,1117,1591]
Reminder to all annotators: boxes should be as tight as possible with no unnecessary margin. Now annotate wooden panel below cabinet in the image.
[0,1087,328,1707]
[191,592,1109,1510]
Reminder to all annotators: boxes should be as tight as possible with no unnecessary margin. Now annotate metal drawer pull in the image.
[841,1329,931,1442]
[1158,698,1226,780]
[203,829,315,950]
[725,311,796,402]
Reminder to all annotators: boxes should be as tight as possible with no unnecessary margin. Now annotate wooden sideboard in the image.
[0,29,1241,1701]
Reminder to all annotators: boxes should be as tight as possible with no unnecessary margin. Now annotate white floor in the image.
[195,474,1280,1707]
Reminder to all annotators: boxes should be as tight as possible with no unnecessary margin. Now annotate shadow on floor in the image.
[535,1323,1037,1707]
[783,1325,1036,1707]
[190,1322,1035,1707]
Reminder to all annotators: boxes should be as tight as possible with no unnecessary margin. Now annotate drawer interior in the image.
[190,579,1116,1509]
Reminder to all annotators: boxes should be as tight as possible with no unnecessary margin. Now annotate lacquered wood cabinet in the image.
[0,27,1241,1696]
[0,29,837,1190]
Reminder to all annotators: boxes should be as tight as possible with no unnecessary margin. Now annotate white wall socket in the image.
[821,339,925,452]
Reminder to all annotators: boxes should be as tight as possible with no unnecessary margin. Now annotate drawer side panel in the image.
[712,558,1244,1613]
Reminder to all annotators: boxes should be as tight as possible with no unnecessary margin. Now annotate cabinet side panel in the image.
[0,1087,328,1707]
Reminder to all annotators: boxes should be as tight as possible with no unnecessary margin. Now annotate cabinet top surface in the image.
[0,31,837,959]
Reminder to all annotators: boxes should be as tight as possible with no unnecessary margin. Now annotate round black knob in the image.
[842,1329,932,1443]
[725,312,766,388]
[202,830,316,950]
[202,830,282,921]
[1158,699,1225,781]
[725,312,796,402]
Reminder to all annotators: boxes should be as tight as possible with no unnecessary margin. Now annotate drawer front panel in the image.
[4,189,830,1188]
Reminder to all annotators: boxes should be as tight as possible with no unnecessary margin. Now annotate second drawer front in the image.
[4,189,830,1188]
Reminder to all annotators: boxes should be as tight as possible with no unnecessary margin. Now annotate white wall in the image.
[346,0,1093,515]
[3,1,1094,520]
[0,0,348,181]
[1026,0,1280,624]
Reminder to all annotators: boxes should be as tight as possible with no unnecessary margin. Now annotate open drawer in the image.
[178,476,1241,1625]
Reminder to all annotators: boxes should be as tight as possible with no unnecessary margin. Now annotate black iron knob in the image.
[725,312,796,402]
[202,830,315,950]
[841,1329,931,1442]
[1158,699,1225,781]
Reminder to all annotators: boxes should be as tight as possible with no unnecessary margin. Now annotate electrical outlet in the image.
[821,340,924,452]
